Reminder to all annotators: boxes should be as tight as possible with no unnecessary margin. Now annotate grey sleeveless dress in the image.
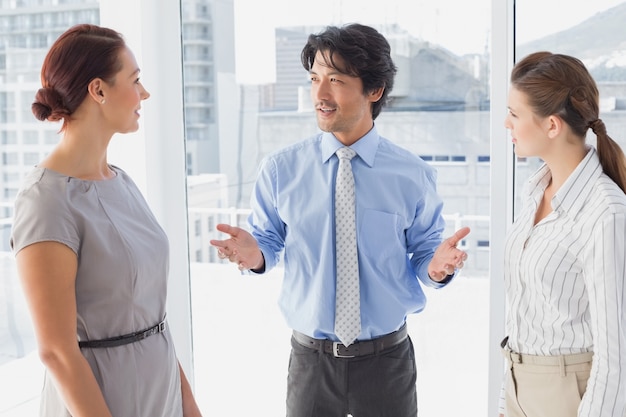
[10,166,183,417]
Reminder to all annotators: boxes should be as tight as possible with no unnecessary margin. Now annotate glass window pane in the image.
[184,1,492,416]
[508,1,626,415]
[0,0,510,415]
[514,0,626,214]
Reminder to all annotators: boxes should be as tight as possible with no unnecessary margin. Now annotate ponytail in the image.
[591,119,626,193]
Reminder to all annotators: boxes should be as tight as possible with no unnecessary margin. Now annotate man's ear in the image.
[368,87,384,103]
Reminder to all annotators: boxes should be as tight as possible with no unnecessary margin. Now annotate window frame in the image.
[488,0,515,414]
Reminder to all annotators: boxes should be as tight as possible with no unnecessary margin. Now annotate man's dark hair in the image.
[301,23,397,119]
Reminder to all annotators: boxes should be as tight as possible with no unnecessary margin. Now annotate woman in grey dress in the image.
[10,24,202,417]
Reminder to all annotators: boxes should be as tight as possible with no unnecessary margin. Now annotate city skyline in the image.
[233,0,626,83]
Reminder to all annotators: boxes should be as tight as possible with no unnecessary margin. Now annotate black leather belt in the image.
[292,323,408,358]
[78,319,166,349]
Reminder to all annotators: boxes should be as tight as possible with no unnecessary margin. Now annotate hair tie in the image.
[589,119,606,136]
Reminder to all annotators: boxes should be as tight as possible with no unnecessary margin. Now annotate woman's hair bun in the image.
[32,87,69,122]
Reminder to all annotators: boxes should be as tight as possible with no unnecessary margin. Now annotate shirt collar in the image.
[525,146,603,217]
[321,125,380,167]
[553,146,603,216]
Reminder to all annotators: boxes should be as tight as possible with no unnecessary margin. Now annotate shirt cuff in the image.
[429,273,454,285]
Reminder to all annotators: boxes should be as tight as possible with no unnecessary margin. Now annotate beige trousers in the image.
[502,347,593,417]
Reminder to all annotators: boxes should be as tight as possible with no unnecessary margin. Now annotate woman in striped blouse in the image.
[500,52,626,417]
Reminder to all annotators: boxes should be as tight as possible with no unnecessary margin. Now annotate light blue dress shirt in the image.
[249,125,449,341]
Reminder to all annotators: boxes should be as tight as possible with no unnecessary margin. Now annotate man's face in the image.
[309,50,380,145]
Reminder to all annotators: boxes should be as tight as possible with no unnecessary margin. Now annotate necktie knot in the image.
[336,147,356,161]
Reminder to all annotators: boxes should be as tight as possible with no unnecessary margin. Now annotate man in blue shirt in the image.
[211,23,470,417]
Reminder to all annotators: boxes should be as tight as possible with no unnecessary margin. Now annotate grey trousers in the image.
[286,336,418,417]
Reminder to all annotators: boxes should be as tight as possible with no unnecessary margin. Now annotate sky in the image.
[232,0,626,84]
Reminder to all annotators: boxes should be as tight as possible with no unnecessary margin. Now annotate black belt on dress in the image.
[78,319,167,349]
[292,323,408,358]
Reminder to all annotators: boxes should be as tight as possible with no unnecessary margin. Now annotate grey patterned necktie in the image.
[334,147,361,347]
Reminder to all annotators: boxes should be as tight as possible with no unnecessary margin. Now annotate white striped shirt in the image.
[503,147,626,417]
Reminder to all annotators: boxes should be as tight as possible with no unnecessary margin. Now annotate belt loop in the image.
[500,337,512,365]
[559,355,566,377]
[501,345,514,365]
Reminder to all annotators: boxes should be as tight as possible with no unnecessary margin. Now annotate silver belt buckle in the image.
[333,342,355,358]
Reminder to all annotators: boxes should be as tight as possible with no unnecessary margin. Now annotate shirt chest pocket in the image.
[357,209,404,259]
